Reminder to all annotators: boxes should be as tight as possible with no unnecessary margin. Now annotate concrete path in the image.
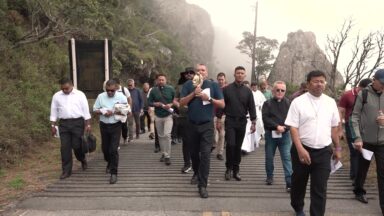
[5,133,382,215]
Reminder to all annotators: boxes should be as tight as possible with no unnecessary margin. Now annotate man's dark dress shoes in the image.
[199,187,208,198]
[233,172,242,181]
[110,174,117,184]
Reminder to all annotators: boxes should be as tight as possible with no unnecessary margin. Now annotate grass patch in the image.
[8,176,26,190]
[0,169,5,177]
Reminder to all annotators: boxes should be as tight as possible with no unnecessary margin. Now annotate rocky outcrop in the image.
[269,30,343,86]
[151,0,214,65]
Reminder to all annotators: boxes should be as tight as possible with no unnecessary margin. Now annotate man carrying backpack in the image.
[113,78,132,145]
[338,78,371,181]
[350,69,384,214]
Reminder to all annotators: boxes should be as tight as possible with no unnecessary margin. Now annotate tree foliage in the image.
[236,31,278,79]
[0,0,192,166]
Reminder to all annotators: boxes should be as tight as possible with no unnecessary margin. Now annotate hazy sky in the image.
[187,0,384,81]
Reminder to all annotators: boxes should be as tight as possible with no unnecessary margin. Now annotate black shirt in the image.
[218,82,256,121]
[262,97,291,131]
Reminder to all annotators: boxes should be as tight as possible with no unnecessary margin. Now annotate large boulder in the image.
[269,30,343,87]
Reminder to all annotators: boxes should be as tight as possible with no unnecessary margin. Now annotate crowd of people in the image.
[50,66,384,216]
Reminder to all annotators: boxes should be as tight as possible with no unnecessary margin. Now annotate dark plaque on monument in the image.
[68,39,112,99]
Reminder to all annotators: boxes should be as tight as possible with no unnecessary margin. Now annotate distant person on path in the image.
[175,67,195,173]
[113,78,132,145]
[241,82,265,154]
[93,79,128,184]
[285,70,341,216]
[50,78,91,180]
[127,79,143,140]
[217,66,256,181]
[338,78,371,181]
[148,74,176,166]
[290,82,308,101]
[251,82,266,146]
[262,81,292,192]
[214,72,227,160]
[260,80,273,100]
[180,63,224,198]
[140,82,151,134]
[350,69,384,214]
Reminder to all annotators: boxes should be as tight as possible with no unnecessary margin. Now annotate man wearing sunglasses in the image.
[262,81,292,192]
[93,79,128,184]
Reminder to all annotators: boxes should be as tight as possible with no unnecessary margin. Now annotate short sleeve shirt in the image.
[180,80,223,124]
[285,92,340,149]
[338,88,358,123]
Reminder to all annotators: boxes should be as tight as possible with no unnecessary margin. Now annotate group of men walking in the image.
[50,66,384,215]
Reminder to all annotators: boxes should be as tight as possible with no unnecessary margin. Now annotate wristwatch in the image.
[208,97,213,103]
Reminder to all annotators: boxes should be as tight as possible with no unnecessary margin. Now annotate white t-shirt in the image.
[285,92,340,149]
[117,86,131,99]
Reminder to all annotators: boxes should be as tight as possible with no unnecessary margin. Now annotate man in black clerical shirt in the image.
[217,66,256,181]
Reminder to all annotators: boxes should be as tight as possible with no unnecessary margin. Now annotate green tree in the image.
[236,32,278,80]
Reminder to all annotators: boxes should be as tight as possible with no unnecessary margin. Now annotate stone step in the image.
[36,135,378,200]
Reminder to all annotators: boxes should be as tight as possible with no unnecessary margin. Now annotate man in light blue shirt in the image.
[94,79,128,184]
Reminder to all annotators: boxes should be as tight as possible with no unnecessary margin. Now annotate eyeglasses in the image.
[276,89,286,93]
[106,89,116,93]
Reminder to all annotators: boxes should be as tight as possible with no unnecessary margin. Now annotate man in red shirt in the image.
[338,78,371,181]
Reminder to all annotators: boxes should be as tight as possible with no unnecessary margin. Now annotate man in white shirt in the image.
[285,70,341,216]
[50,78,92,180]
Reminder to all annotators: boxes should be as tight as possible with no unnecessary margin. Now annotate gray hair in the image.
[273,81,286,88]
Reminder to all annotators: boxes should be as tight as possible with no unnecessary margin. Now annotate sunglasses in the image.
[276,89,286,93]
[106,89,116,93]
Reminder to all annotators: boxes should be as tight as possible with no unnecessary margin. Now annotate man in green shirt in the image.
[148,73,176,165]
[260,80,273,100]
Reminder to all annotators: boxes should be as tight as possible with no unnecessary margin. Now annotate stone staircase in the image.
[37,135,377,200]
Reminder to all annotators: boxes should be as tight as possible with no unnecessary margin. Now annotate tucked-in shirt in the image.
[262,97,290,131]
[93,92,128,124]
[219,82,256,121]
[148,85,175,117]
[129,88,143,112]
[181,80,223,124]
[285,92,340,149]
[50,89,91,121]
[338,87,359,123]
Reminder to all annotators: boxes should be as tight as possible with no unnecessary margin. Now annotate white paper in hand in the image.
[54,126,60,138]
[330,157,342,174]
[361,148,374,161]
[272,130,282,138]
[202,88,211,105]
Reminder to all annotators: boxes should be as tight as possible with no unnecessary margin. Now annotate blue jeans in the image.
[265,130,292,185]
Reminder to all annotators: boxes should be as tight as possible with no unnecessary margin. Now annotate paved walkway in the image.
[6,133,382,215]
